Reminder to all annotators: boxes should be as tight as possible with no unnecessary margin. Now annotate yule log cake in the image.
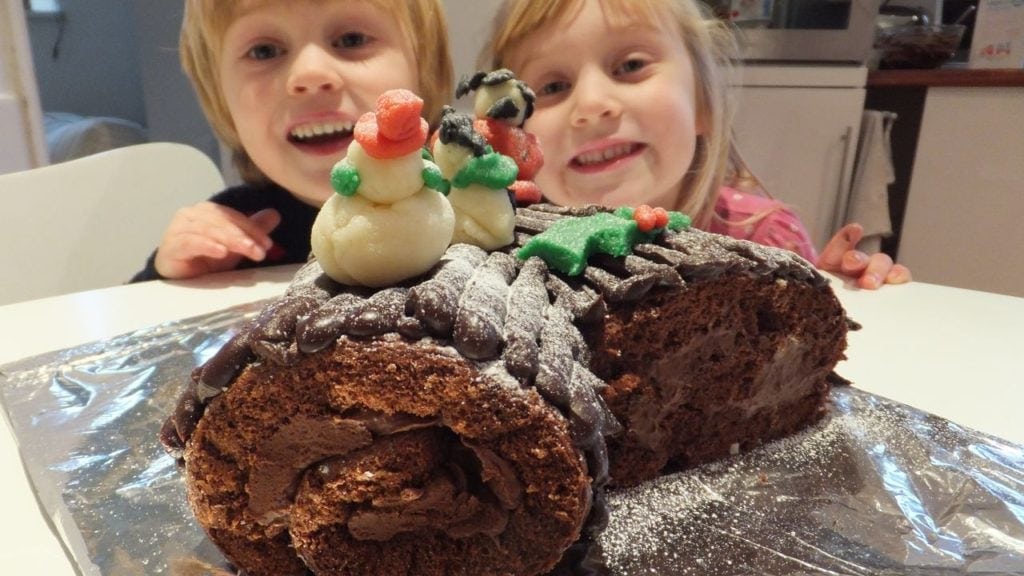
[159,87,849,576]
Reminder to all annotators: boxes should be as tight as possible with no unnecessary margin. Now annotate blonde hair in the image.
[180,0,453,184]
[482,0,750,229]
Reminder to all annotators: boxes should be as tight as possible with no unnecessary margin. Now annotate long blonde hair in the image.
[482,0,753,229]
[180,0,453,184]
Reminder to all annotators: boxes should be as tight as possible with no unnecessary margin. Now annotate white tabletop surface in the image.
[2,267,1022,574]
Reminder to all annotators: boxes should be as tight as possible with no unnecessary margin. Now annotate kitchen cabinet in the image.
[897,86,1024,298]
[732,65,867,251]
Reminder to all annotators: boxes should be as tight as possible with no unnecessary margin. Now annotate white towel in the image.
[846,110,896,254]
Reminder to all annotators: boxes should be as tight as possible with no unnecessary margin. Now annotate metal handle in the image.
[830,125,855,236]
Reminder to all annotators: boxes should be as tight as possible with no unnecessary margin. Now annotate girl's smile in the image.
[507,0,703,210]
[569,140,647,173]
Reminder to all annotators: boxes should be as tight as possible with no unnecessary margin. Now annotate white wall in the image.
[15,2,221,172]
[133,0,221,165]
[26,0,145,124]
[1,0,47,175]
[445,0,504,83]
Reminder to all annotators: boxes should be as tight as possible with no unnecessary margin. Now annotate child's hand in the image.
[817,223,911,290]
[153,202,281,279]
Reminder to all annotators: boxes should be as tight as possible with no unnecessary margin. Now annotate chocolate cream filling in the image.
[246,408,523,541]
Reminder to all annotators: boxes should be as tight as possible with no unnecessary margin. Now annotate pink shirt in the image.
[708,187,818,262]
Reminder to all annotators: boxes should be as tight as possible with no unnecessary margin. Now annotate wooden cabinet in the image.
[897,87,1024,298]
[732,66,867,251]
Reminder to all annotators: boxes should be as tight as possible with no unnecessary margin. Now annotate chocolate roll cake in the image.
[161,203,848,576]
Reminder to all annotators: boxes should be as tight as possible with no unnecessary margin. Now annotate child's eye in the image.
[538,80,571,97]
[246,43,283,61]
[334,32,369,49]
[614,58,648,76]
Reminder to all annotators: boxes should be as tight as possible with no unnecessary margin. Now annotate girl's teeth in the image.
[291,121,353,141]
[575,144,638,166]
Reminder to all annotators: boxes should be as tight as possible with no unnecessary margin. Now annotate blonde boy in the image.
[133,0,453,281]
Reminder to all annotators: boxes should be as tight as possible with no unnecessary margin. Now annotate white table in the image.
[2,267,1022,574]
[0,265,299,575]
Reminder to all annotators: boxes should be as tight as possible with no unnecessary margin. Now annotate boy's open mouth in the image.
[288,120,355,147]
[570,143,645,171]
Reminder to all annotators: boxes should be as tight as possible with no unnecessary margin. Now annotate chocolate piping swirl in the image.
[453,251,516,360]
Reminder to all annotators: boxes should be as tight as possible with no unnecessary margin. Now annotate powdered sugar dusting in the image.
[453,251,516,359]
[590,387,1001,575]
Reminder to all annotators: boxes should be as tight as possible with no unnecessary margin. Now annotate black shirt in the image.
[130,182,318,282]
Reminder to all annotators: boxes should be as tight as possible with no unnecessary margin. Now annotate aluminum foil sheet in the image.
[2,303,1023,576]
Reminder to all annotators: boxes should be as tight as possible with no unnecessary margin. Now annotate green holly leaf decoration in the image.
[518,209,691,275]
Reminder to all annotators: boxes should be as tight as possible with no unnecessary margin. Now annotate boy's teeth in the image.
[575,143,638,166]
[291,121,353,141]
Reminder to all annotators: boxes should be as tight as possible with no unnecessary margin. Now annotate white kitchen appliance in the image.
[703,0,882,63]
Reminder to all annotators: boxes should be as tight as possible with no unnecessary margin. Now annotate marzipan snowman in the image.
[311,90,453,287]
[432,106,518,250]
[456,69,543,204]
[457,69,534,128]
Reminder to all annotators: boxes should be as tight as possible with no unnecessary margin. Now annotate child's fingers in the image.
[155,232,238,279]
[172,232,232,261]
[206,208,281,260]
[248,209,282,242]
[817,223,863,271]
[155,203,279,278]
[885,263,912,285]
[218,232,267,262]
[856,252,895,290]
[182,204,277,261]
[816,222,911,289]
[840,249,870,276]
[184,216,265,262]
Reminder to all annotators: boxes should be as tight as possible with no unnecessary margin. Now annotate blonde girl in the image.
[482,0,908,288]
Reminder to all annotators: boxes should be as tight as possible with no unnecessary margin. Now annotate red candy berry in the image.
[509,180,542,205]
[633,204,658,232]
[652,207,670,229]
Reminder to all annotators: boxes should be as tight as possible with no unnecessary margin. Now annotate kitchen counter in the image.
[868,67,1024,87]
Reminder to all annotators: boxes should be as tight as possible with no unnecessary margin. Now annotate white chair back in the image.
[0,142,225,305]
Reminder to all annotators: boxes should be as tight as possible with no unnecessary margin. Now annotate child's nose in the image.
[570,68,622,127]
[287,45,342,95]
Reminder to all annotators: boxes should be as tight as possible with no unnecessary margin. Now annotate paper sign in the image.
[970,0,1024,69]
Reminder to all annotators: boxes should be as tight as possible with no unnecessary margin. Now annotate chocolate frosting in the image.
[161,203,827,571]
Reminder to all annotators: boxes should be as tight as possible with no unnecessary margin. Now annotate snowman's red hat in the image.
[354,89,429,160]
